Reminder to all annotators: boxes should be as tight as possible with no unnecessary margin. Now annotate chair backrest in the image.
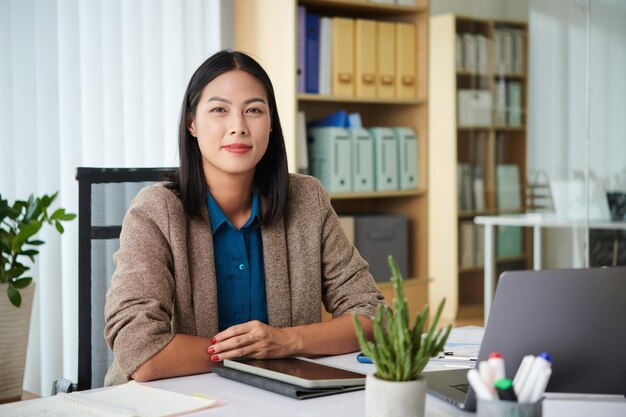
[75,167,175,390]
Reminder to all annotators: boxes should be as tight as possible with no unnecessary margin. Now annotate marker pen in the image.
[487,352,506,382]
[478,361,496,395]
[529,367,552,402]
[467,368,497,401]
[517,352,552,403]
[494,378,518,402]
[513,355,535,395]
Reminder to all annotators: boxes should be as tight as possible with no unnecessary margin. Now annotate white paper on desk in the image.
[76,381,217,417]
[442,326,483,358]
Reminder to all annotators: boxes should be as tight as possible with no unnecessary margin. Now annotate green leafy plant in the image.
[0,192,76,307]
[353,255,452,381]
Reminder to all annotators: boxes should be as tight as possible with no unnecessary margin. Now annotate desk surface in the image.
[145,352,626,417]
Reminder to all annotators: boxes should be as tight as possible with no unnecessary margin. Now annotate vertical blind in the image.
[0,0,231,395]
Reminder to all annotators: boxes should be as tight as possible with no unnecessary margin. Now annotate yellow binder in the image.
[332,17,355,97]
[395,23,416,99]
[376,21,395,99]
[355,19,377,98]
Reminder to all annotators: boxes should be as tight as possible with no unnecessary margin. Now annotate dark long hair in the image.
[168,50,289,226]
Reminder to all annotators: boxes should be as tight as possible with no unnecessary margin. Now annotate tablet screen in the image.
[223,358,366,388]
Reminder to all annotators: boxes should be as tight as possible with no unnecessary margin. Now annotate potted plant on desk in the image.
[0,192,75,401]
[353,256,451,417]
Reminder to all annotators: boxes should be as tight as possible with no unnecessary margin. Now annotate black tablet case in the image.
[211,365,365,400]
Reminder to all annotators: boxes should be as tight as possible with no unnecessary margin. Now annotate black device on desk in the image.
[425,266,626,411]
[213,358,366,400]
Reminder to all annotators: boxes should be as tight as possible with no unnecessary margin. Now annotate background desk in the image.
[474,214,626,320]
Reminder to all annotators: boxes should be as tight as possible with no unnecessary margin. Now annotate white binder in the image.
[307,127,352,193]
[348,128,375,192]
[393,127,419,190]
[369,127,399,191]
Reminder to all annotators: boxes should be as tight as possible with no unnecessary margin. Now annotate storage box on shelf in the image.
[429,14,530,323]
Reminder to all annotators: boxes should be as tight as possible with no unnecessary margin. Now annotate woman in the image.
[104,50,384,385]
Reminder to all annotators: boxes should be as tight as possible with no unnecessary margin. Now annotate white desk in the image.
[144,351,625,417]
[474,214,626,320]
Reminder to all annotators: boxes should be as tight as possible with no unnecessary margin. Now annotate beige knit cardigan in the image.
[104,174,385,385]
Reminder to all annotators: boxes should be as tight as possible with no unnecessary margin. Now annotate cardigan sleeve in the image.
[104,186,177,380]
[312,179,387,319]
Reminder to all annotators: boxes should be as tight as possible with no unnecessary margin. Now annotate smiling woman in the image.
[102,50,386,386]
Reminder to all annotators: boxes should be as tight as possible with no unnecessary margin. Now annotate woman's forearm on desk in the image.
[290,315,374,356]
[132,334,213,382]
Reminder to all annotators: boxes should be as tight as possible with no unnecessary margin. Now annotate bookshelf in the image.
[429,14,530,322]
[234,0,431,320]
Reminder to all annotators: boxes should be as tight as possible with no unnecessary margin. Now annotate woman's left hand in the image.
[208,320,299,362]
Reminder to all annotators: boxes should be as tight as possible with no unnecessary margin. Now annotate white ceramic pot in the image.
[365,372,426,417]
[0,283,36,401]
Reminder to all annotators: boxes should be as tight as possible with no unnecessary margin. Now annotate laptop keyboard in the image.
[450,383,469,393]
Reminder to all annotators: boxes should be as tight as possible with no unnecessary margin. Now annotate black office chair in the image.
[74,167,175,390]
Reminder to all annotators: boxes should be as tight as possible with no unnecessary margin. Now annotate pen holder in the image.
[477,399,542,417]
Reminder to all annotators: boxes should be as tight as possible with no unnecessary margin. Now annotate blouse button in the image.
[239,264,246,271]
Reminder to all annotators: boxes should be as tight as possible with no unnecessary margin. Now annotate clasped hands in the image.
[208,320,298,362]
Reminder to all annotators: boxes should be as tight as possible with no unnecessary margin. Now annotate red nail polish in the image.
[208,347,215,354]
[211,355,219,361]
[211,337,217,344]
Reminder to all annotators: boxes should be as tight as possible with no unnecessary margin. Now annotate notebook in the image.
[425,266,626,411]
[0,381,218,417]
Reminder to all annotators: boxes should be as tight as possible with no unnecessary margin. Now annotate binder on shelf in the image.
[393,127,419,190]
[512,29,525,75]
[455,33,464,71]
[395,22,416,99]
[355,19,377,98]
[476,34,489,74]
[493,79,507,125]
[458,163,473,210]
[319,17,333,96]
[308,127,352,193]
[296,111,308,175]
[502,29,514,73]
[376,21,396,99]
[497,226,522,258]
[496,164,522,210]
[459,221,475,267]
[475,224,485,266]
[462,33,477,72]
[493,29,505,73]
[506,81,522,126]
[472,165,485,210]
[305,13,320,94]
[332,17,355,97]
[369,127,399,191]
[348,128,375,192]
[297,6,306,93]
[457,89,492,126]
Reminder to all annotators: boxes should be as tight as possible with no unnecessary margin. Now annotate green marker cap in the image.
[494,378,513,390]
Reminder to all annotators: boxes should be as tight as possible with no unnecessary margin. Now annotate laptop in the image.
[425,266,626,411]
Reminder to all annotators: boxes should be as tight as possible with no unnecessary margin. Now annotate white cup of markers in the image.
[470,352,552,417]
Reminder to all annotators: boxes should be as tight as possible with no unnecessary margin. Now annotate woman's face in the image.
[189,70,271,185]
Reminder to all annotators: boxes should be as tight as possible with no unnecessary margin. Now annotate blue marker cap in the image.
[538,352,552,362]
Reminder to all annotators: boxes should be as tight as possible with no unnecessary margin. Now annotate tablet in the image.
[223,358,366,388]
